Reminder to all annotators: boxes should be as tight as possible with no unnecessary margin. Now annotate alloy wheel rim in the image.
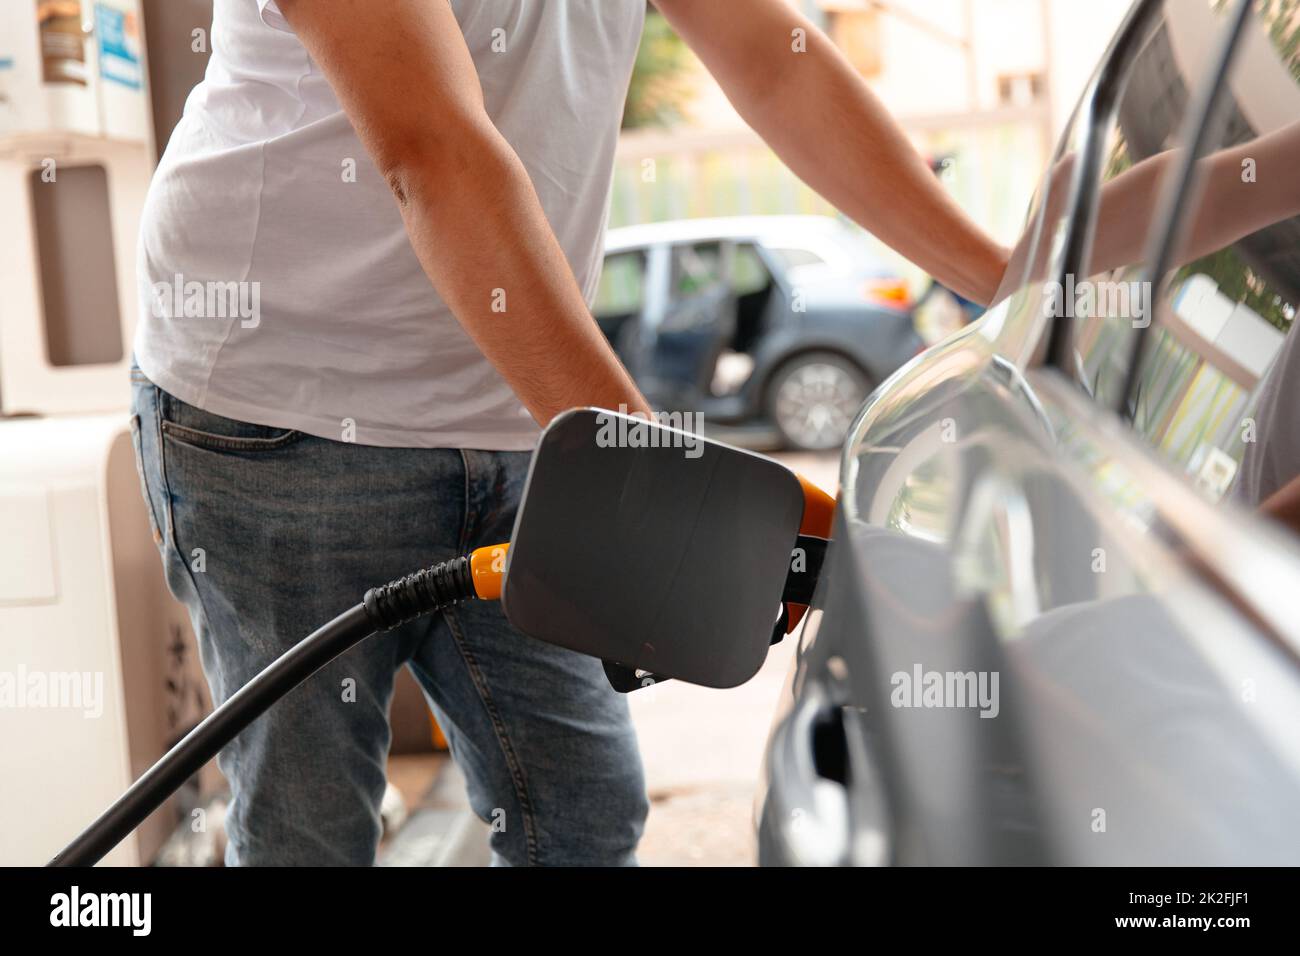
[774,362,864,450]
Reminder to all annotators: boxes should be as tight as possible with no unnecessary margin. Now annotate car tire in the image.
[765,352,872,452]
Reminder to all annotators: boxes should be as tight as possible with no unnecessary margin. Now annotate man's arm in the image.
[653,0,1008,306]
[275,0,650,426]
[1009,119,1300,289]
[1261,475,1300,535]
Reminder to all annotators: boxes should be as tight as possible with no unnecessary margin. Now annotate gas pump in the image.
[0,0,212,866]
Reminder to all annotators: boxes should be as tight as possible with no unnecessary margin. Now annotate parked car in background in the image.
[595,216,924,450]
[758,0,1300,865]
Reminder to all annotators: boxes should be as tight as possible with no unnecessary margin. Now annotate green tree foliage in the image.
[1175,247,1295,332]
[623,9,695,130]
[1261,0,1300,80]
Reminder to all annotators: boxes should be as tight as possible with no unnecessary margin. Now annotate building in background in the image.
[613,0,1132,268]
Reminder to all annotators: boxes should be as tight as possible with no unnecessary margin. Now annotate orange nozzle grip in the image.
[469,543,509,600]
[797,474,836,539]
[787,474,836,631]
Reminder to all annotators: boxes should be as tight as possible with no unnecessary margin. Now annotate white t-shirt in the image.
[134,0,644,449]
[1235,325,1299,506]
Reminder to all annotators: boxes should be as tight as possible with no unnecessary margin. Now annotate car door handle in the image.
[764,681,889,866]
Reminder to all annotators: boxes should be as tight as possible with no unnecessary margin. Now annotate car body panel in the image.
[761,300,1300,866]
[758,0,1300,865]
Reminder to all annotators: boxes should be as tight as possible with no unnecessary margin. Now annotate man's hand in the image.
[276,0,651,426]
[653,0,1009,306]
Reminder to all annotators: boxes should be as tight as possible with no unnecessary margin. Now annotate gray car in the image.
[758,0,1300,865]
[595,217,924,451]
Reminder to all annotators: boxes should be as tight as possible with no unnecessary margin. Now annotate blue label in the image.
[95,5,142,90]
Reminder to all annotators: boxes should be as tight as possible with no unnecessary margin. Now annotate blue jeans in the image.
[129,371,647,865]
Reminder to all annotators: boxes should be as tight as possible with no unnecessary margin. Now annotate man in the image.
[131,0,1007,865]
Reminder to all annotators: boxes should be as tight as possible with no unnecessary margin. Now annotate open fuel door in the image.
[502,408,831,690]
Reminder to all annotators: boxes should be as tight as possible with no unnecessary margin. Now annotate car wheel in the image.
[766,352,871,452]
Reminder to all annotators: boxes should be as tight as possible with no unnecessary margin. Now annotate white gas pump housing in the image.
[0,0,152,417]
[0,0,213,866]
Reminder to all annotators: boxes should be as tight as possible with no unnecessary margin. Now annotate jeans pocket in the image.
[128,413,165,546]
[158,391,306,453]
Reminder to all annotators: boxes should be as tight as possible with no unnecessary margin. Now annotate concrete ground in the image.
[381,756,490,866]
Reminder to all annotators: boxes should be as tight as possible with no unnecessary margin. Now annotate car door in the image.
[636,240,738,409]
[592,246,651,364]
[759,0,1300,866]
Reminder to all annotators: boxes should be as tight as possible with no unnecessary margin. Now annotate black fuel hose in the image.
[49,555,477,867]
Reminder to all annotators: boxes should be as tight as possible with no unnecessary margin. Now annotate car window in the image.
[986,4,1176,370]
[1065,0,1253,409]
[732,243,772,295]
[767,246,824,271]
[1100,2,1300,512]
[1023,0,1300,514]
[670,241,724,301]
[593,250,646,319]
